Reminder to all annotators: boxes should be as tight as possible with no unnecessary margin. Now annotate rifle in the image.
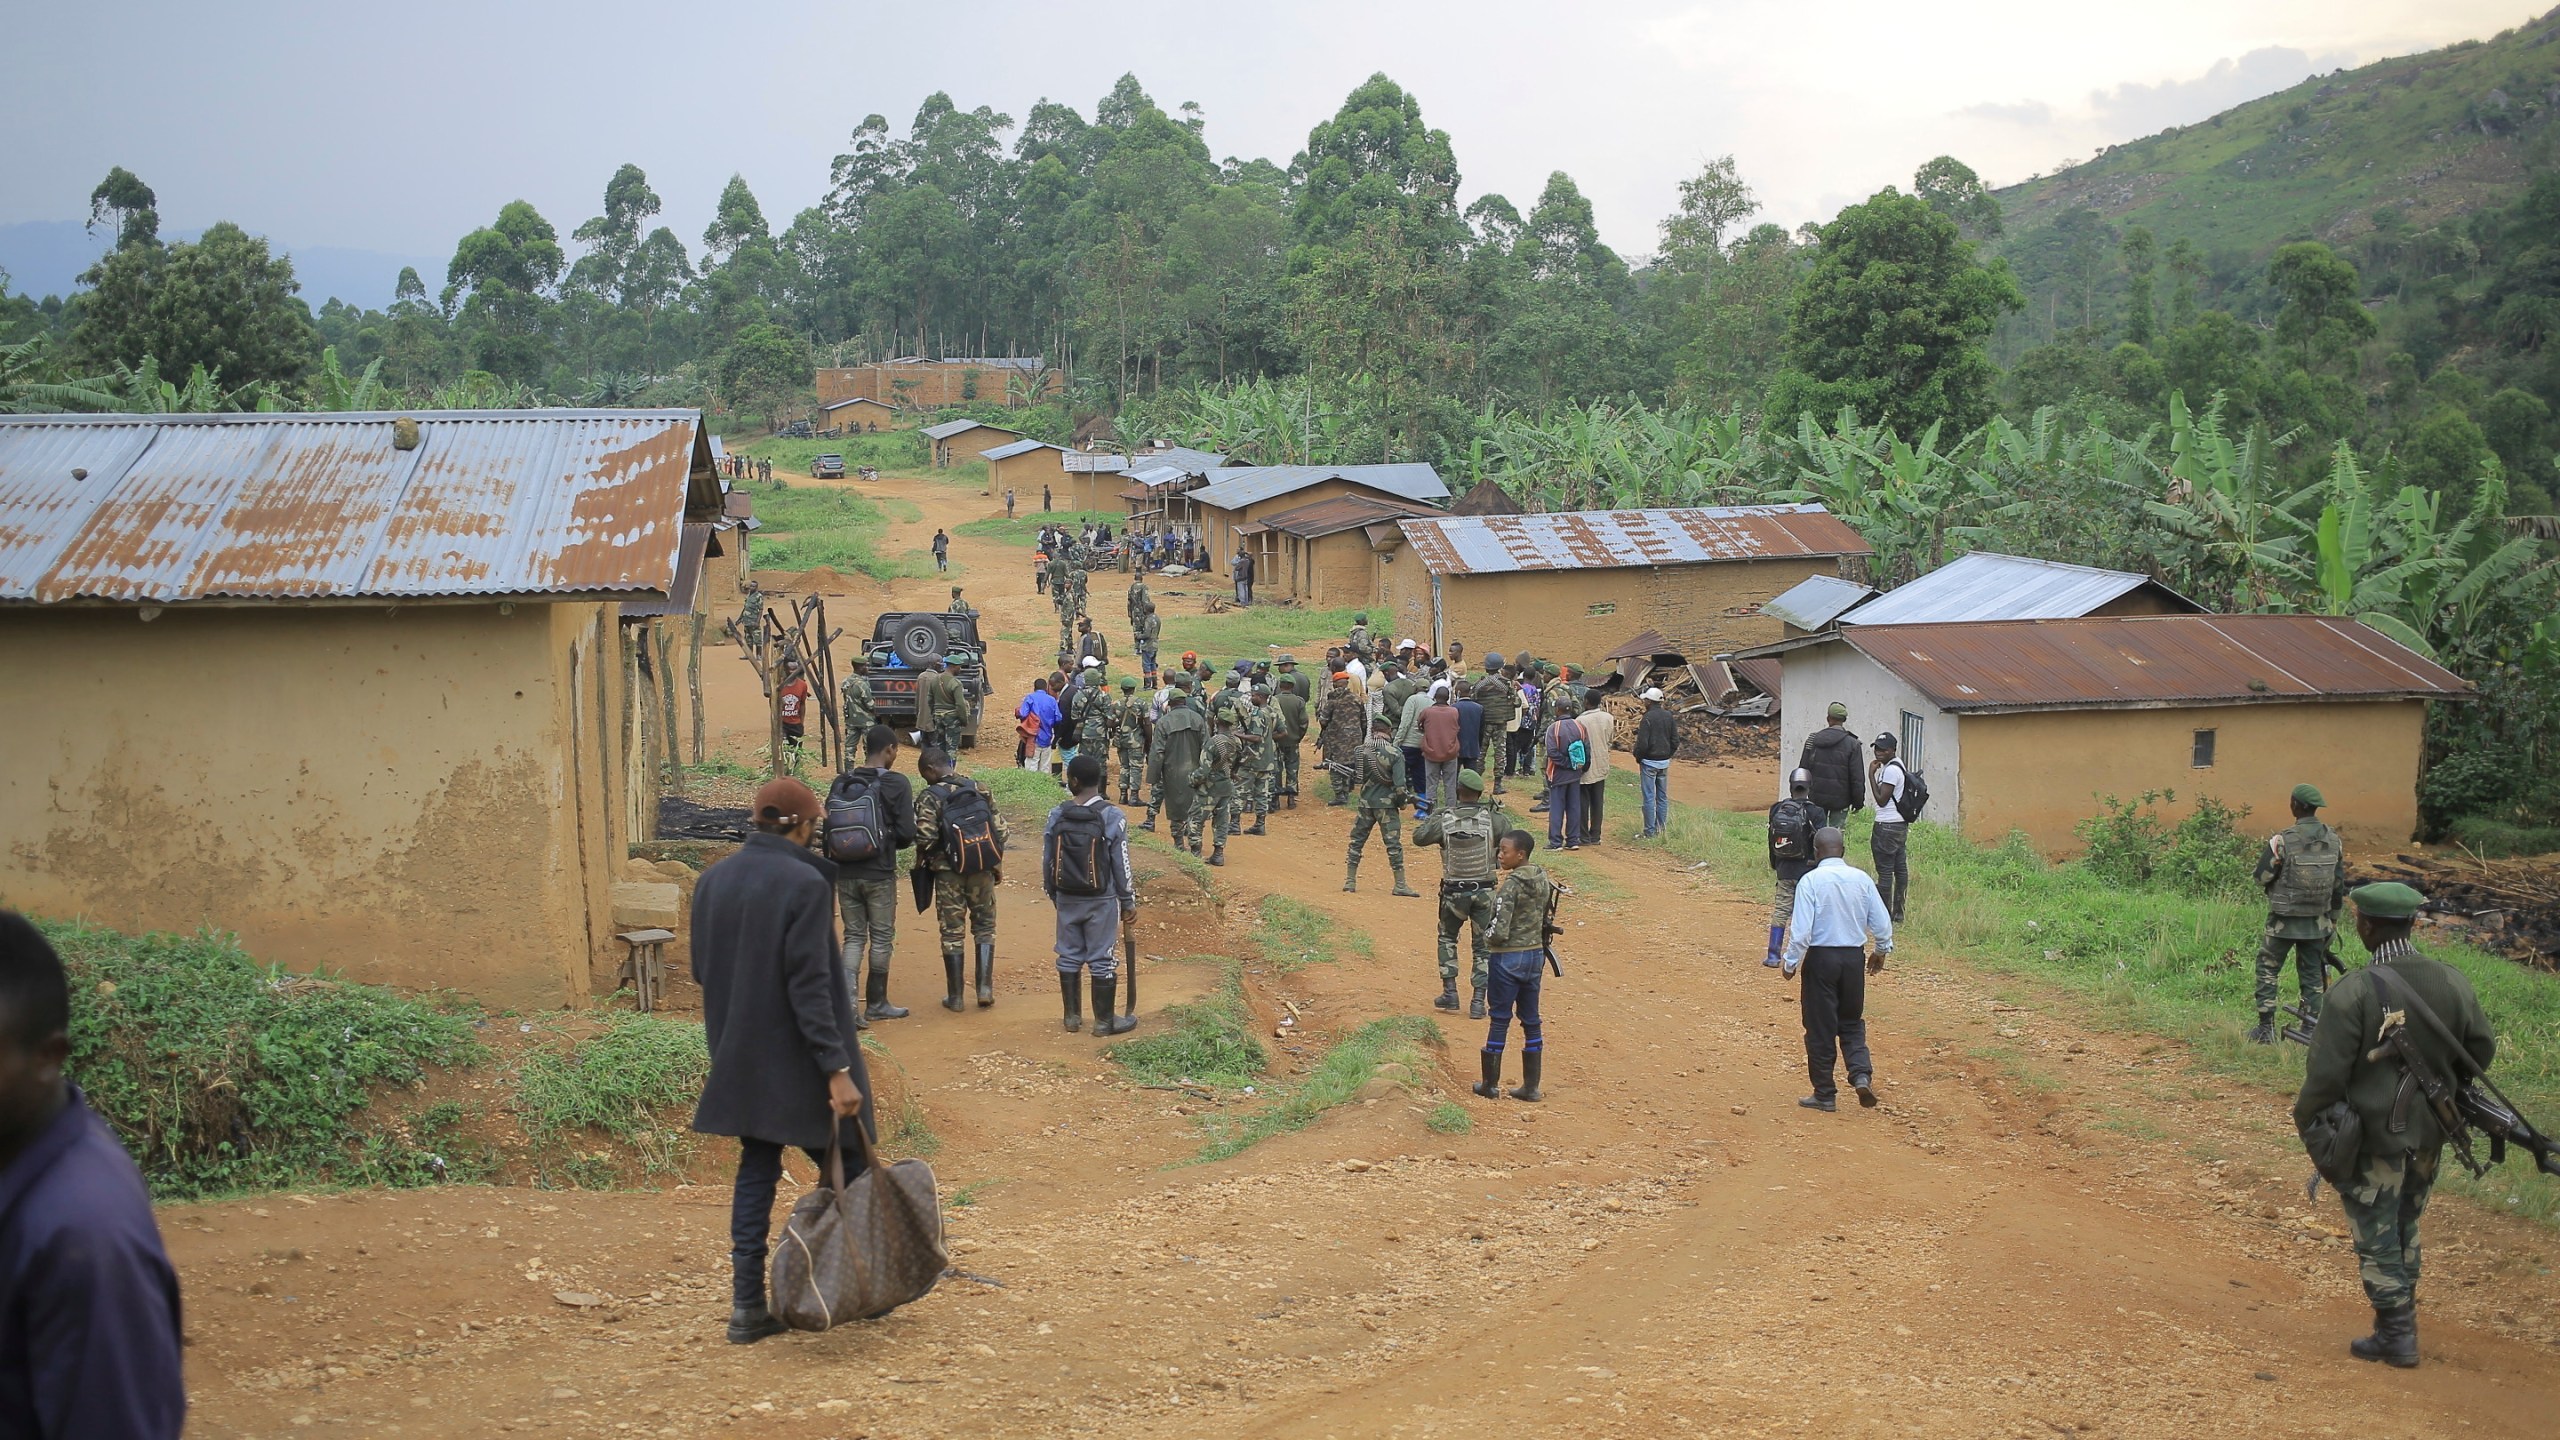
[1540,879,1567,978]
[2282,984,2560,1181]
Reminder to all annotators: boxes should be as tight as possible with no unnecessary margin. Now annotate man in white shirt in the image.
[1869,732,1909,922]
[1781,828,1893,1112]
[1575,694,1615,846]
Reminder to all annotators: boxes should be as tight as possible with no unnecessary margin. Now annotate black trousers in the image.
[730,1123,870,1305]
[1580,780,1604,839]
[1798,945,1872,1100]
[1504,729,1534,776]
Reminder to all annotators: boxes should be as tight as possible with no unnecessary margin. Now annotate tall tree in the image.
[1764,187,2022,434]
[86,167,160,252]
[1289,74,1464,260]
[70,221,319,387]
[701,175,771,265]
[2268,241,2376,371]
[1911,156,2002,239]
[444,201,564,383]
[2120,225,2159,347]
[568,163,662,297]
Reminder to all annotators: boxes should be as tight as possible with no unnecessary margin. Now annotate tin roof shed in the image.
[979,438,1056,461]
[1762,573,1877,630]
[1842,551,2200,627]
[1193,463,1448,511]
[1398,504,1870,576]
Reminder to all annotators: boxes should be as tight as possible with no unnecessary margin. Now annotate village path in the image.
[161,468,2560,1439]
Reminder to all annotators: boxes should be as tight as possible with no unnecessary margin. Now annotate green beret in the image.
[1172,675,1194,691]
[1119,675,1137,690]
[2349,882,2425,919]
[2291,783,2326,808]
[1827,701,1849,721]
[1457,769,1486,793]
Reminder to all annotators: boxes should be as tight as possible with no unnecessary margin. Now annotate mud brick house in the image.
[815,358,1060,410]
[1234,493,1440,607]
[981,438,1073,505]
[814,396,904,431]
[1193,463,1451,582]
[1753,615,2470,853]
[1383,504,1871,667]
[922,418,1026,468]
[0,409,722,1009]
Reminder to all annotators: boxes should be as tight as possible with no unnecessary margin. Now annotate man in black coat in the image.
[690,777,877,1345]
[1796,701,1867,828]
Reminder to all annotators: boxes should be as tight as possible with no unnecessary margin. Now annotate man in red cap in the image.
[688,777,875,1345]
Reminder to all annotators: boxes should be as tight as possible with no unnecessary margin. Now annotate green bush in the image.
[2074,790,2256,898]
[2443,816,2560,859]
[1109,959,1266,1089]
[44,921,485,1198]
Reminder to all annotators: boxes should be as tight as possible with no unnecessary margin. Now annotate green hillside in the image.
[1997,10,2560,267]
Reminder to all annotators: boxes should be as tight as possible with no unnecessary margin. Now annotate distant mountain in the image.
[0,219,438,313]
[1990,8,2560,332]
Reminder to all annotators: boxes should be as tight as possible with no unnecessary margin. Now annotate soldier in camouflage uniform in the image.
[736,580,765,649]
[1133,608,1162,687]
[2293,882,2496,1370]
[1127,575,1153,628]
[1113,675,1148,804]
[1317,670,1367,806]
[1472,653,1518,796]
[914,747,1009,1012]
[1240,686,1277,835]
[1047,548,1073,617]
[1347,612,1373,665]
[1345,715,1420,896]
[920,657,971,755]
[1196,711,1243,865]
[2252,783,2349,1042]
[839,654,876,740]
[1147,681,1207,847]
[1273,668,1309,807]
[1207,672,1246,729]
[1414,768,1507,1017]
[1071,667,1117,794]
[1066,550,1090,621]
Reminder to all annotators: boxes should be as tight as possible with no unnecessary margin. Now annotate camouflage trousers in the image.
[1347,804,1405,870]
[835,874,898,981]
[1242,763,1271,817]
[2255,930,2331,1023]
[1203,781,1238,848]
[1772,868,1801,930]
[2339,1145,2440,1310]
[1276,743,1301,795]
[1437,883,1495,989]
[933,870,999,955]
[1116,739,1146,802]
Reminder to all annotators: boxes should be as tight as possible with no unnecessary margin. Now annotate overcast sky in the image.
[0,0,2534,288]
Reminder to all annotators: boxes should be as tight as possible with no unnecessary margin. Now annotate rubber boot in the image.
[1763,925,1785,970]
[1139,808,1157,832]
[2247,1012,2277,1045]
[1434,979,1460,1012]
[940,949,966,1012]
[974,939,996,1008]
[1058,972,1083,1032]
[726,1301,786,1345]
[2351,1304,2419,1368]
[1469,985,1487,1020]
[1092,974,1136,1036]
[1208,844,1226,867]
[864,969,910,1022]
[1247,815,1266,836]
[1391,867,1420,899]
[1472,1050,1503,1100]
[1343,861,1359,894]
[1511,1051,1544,1103]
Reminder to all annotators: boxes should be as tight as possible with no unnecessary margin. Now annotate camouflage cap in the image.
[2348,882,2425,919]
[1277,654,1299,666]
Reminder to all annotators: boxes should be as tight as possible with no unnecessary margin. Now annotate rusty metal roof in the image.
[620,523,715,619]
[1399,504,1870,576]
[0,410,716,604]
[1255,493,1438,540]
[1839,615,2474,713]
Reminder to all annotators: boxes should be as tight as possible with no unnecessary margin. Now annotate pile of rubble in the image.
[1590,628,1779,763]
[2357,852,2560,972]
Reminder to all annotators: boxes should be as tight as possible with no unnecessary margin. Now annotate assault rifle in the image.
[1540,879,1567,978]
[2281,992,2560,1181]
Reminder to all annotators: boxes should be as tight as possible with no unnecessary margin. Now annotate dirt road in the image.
[165,468,2560,1439]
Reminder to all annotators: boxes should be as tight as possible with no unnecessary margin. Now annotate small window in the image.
[1898,711,1925,774]
[2192,728,2216,768]
[1585,601,1616,617]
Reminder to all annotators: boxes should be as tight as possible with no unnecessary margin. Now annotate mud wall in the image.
[1385,557,1844,672]
[0,602,626,1009]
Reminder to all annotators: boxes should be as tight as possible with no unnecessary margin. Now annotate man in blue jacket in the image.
[690,779,876,1345]
[0,911,186,1438]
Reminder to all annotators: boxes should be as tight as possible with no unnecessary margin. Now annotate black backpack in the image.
[823,768,888,865]
[936,782,1005,875]
[1045,800,1112,897]
[1895,769,1932,822]
[1768,796,1819,863]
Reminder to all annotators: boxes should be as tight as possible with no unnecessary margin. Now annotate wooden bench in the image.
[616,929,676,1012]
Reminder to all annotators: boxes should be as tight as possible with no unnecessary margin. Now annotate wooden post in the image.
[657,620,683,795]
[687,610,706,765]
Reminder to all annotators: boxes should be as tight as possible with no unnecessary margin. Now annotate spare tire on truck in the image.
[892,614,950,668]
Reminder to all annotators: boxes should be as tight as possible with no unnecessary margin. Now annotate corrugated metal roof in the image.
[1730,655,1784,700]
[1840,615,2473,713]
[620,522,714,618]
[1063,453,1128,473]
[1138,446,1226,474]
[922,418,1008,440]
[1194,463,1448,511]
[1255,493,1437,539]
[1762,573,1877,630]
[819,396,893,411]
[1843,551,2201,627]
[0,410,712,604]
[979,438,1054,461]
[1127,465,1191,488]
[1399,504,1870,576]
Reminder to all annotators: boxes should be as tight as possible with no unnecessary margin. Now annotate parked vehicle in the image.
[858,610,992,748]
[779,421,815,439]
[810,453,846,479]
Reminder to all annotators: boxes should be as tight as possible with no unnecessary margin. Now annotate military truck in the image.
[859,609,992,748]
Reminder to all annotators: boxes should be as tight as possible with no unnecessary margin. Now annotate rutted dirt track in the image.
[167,469,2560,1439]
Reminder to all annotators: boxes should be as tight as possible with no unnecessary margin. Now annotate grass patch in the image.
[513,1011,711,1182]
[955,510,1123,546]
[1156,605,1362,669]
[1109,957,1266,1089]
[46,921,486,1199]
[686,755,763,784]
[1132,830,1212,888]
[741,432,924,473]
[947,1177,1003,1209]
[1257,894,1368,971]
[1426,1101,1474,1134]
[974,762,1071,834]
[1191,1015,1440,1164]
[1654,799,2560,1225]
[996,631,1038,645]
[746,485,932,582]
[2444,816,2560,860]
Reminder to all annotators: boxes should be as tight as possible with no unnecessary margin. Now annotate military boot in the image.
[974,939,996,1008]
[2247,1012,2277,1045]
[1472,1051,1503,1100]
[1247,814,1266,835]
[1343,861,1359,894]
[1511,1051,1544,1103]
[940,949,966,1013]
[1469,985,1487,1020]
[1092,975,1136,1037]
[1434,978,1460,1012]
[1058,972,1084,1033]
[2350,1304,2419,1368]
[1139,806,1157,832]
[1391,867,1420,899]
[1208,844,1225,867]
[864,969,909,1022]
